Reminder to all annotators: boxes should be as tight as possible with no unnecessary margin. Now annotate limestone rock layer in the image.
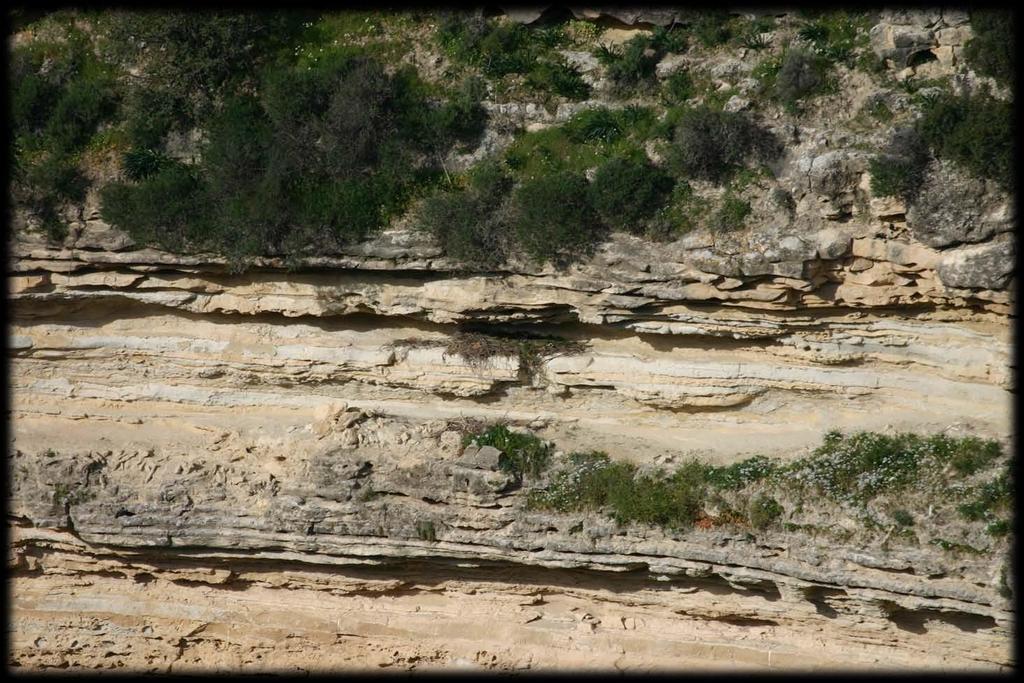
[8,218,1014,672]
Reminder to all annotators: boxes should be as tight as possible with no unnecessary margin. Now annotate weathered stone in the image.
[936,237,1015,290]
[907,161,1009,248]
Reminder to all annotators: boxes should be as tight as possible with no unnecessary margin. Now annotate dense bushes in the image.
[509,171,604,264]
[102,11,306,123]
[465,424,552,482]
[413,160,511,266]
[665,107,780,183]
[99,163,206,252]
[436,14,589,101]
[588,156,675,233]
[100,50,486,264]
[916,90,1013,191]
[10,26,120,239]
[963,10,1014,86]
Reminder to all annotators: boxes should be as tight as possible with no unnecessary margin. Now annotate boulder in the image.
[936,237,1015,290]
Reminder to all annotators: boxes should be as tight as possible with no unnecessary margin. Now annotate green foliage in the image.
[860,96,894,123]
[916,90,1013,191]
[957,469,1012,525]
[525,57,591,101]
[774,48,830,111]
[101,49,481,263]
[646,181,711,239]
[710,193,751,231]
[661,69,694,105]
[509,171,604,265]
[44,77,119,154]
[121,86,189,149]
[102,11,306,122]
[665,107,780,184]
[868,128,929,202]
[704,455,778,490]
[748,494,783,530]
[891,509,915,527]
[796,11,870,65]
[786,430,1005,506]
[432,77,489,147]
[466,424,552,481]
[99,162,206,252]
[690,12,733,48]
[10,30,120,239]
[962,10,1014,86]
[529,452,706,529]
[413,159,511,266]
[436,14,568,81]
[526,429,1009,544]
[122,147,172,181]
[564,107,625,144]
[588,156,675,233]
[596,29,684,96]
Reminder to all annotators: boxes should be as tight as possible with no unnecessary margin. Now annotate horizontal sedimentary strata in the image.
[8,217,1014,671]
[8,407,1014,671]
[8,303,1010,458]
[8,527,1011,672]
[10,227,1013,315]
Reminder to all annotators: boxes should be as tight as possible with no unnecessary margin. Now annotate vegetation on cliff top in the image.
[9,9,1014,269]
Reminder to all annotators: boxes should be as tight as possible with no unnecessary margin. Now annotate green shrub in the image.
[665,107,780,184]
[102,11,306,120]
[963,10,1014,86]
[436,15,567,80]
[704,455,778,490]
[868,128,930,202]
[564,107,624,144]
[645,181,711,239]
[661,70,694,105]
[710,193,751,231]
[596,33,663,96]
[526,58,591,101]
[10,33,119,238]
[957,468,1012,524]
[690,12,733,48]
[466,424,552,481]
[430,76,488,147]
[588,156,675,233]
[10,48,62,138]
[892,509,915,527]
[44,77,119,154]
[99,162,207,252]
[530,452,706,529]
[122,147,172,181]
[121,86,190,149]
[790,430,917,503]
[413,160,511,266]
[509,171,604,264]
[774,48,830,111]
[917,90,1013,190]
[101,48,479,262]
[748,494,783,529]
[796,11,869,65]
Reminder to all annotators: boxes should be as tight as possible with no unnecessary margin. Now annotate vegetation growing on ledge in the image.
[510,427,1012,549]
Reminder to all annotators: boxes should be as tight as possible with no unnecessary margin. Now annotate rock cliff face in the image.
[9,212,1014,671]
[7,7,1015,673]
